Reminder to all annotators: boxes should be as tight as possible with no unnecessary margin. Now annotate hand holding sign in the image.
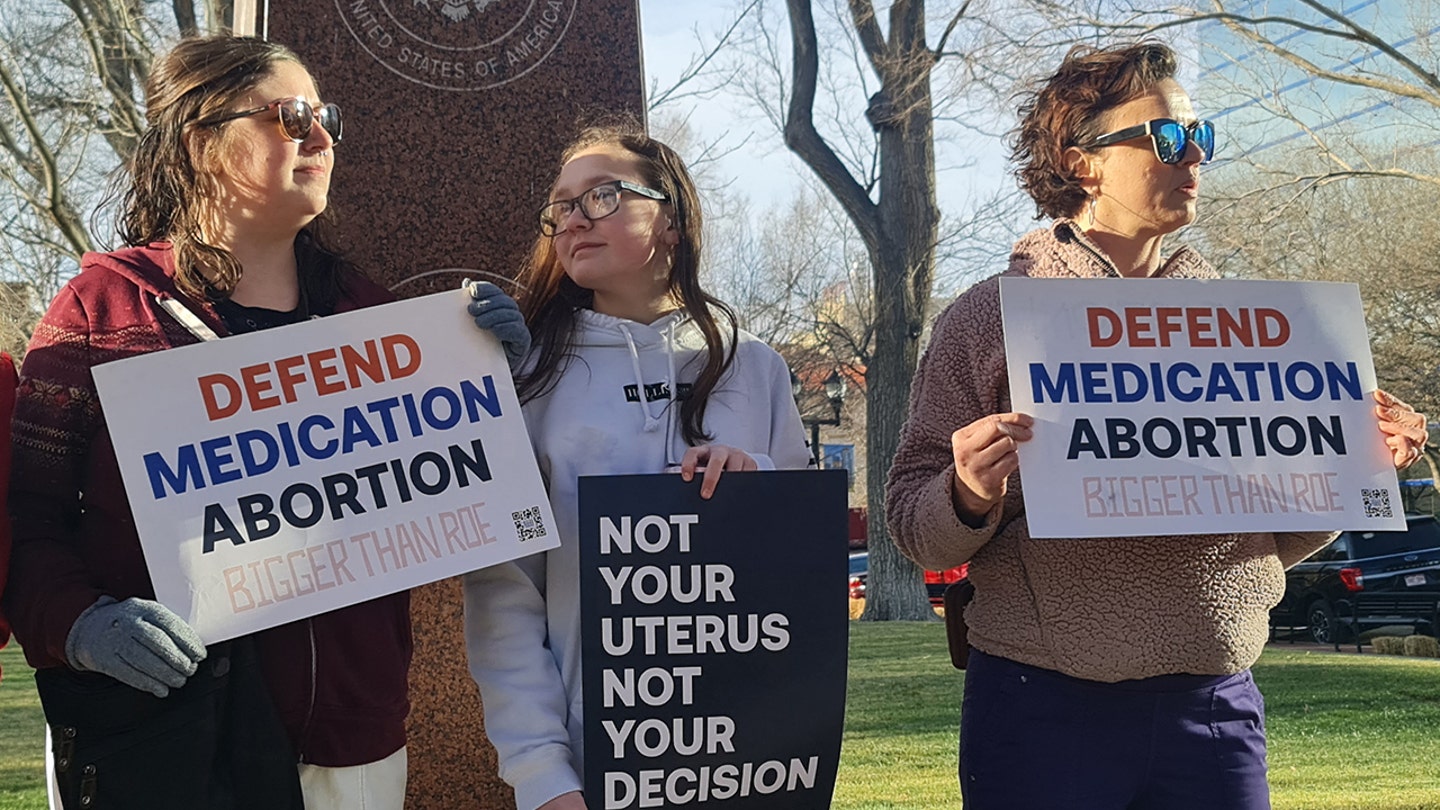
[676,444,758,500]
[950,412,1033,525]
[1373,389,1428,469]
[67,596,206,698]
[93,291,558,642]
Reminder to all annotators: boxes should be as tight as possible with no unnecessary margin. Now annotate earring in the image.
[1086,194,1098,229]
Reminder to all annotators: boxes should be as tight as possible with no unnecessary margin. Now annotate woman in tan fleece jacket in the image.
[885,41,1428,810]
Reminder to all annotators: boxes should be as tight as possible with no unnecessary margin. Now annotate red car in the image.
[848,552,868,600]
[925,564,969,605]
[847,552,968,605]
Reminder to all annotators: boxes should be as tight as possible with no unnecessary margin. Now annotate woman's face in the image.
[548,145,677,314]
[1084,78,1203,238]
[205,61,335,237]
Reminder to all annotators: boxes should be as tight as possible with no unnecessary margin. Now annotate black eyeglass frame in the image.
[1086,118,1214,165]
[196,97,343,145]
[538,180,668,237]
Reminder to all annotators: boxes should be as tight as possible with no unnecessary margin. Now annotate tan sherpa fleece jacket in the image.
[886,219,1337,682]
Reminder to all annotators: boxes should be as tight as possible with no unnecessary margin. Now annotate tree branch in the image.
[846,0,887,77]
[173,0,199,37]
[784,0,880,249]
[1293,0,1440,94]
[0,58,94,258]
[648,0,760,112]
[932,0,972,61]
[1202,12,1440,108]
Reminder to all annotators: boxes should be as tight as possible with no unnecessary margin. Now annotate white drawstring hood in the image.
[463,307,812,810]
[558,308,709,466]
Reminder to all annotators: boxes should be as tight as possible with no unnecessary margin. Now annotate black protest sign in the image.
[580,470,849,809]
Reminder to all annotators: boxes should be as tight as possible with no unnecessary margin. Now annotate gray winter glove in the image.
[465,280,531,370]
[65,596,207,698]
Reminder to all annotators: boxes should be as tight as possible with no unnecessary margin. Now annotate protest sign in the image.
[1001,277,1402,538]
[579,470,848,809]
[93,289,557,642]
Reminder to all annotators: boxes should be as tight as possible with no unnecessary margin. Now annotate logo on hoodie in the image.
[334,0,576,92]
[624,382,693,403]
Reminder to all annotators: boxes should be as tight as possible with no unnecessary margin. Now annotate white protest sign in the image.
[94,289,558,642]
[1001,277,1402,538]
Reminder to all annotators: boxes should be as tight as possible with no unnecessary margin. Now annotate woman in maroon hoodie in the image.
[6,36,409,810]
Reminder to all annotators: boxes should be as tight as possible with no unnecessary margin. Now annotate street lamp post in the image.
[791,369,847,468]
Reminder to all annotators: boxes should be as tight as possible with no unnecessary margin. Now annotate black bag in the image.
[943,579,976,670]
[36,636,304,810]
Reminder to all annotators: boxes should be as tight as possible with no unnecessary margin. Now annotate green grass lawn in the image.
[0,647,44,810]
[834,624,1440,810]
[3,628,1439,809]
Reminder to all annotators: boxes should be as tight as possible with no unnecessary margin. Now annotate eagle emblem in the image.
[413,0,497,22]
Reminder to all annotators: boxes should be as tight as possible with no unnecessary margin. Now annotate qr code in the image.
[1361,488,1393,519]
[513,506,547,541]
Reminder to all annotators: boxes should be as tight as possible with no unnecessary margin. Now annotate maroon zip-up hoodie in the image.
[6,243,412,766]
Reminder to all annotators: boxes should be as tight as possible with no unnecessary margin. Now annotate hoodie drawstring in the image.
[617,323,667,435]
[663,319,680,468]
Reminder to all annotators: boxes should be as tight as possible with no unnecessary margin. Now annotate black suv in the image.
[1272,515,1440,644]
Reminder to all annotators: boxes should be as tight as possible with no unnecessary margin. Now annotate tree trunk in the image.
[857,0,940,621]
[859,252,935,621]
[780,0,946,618]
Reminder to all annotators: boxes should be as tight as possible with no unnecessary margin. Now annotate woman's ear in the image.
[1064,145,1099,197]
[661,216,680,246]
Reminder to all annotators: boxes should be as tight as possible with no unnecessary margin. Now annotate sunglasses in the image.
[1087,118,1214,165]
[538,180,667,236]
[198,97,343,145]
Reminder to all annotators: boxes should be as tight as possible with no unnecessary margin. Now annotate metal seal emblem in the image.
[335,0,578,91]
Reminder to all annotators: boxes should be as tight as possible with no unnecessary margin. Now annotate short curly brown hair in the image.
[1011,41,1179,220]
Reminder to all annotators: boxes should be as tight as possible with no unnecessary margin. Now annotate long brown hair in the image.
[117,35,350,309]
[515,123,739,446]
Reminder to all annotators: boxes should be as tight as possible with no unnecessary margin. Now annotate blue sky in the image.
[635,1,1018,220]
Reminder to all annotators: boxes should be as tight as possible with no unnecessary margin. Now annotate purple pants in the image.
[960,648,1270,810]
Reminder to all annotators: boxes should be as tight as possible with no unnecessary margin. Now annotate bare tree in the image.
[751,0,981,620]
[1200,168,1440,415]
[0,0,226,308]
[655,0,1043,620]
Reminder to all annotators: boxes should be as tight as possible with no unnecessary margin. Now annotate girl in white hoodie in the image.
[463,124,813,810]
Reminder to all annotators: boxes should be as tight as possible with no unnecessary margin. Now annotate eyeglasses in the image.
[1087,118,1215,165]
[539,180,667,236]
[197,97,343,145]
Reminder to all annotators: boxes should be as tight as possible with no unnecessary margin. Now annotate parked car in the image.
[846,551,968,605]
[848,552,868,600]
[925,564,969,606]
[1272,514,1440,644]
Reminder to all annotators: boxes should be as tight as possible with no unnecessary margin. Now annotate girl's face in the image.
[204,61,336,238]
[1083,78,1203,238]
[549,145,678,315]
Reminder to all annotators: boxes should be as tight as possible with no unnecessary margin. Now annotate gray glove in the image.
[466,280,531,370]
[65,596,207,698]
